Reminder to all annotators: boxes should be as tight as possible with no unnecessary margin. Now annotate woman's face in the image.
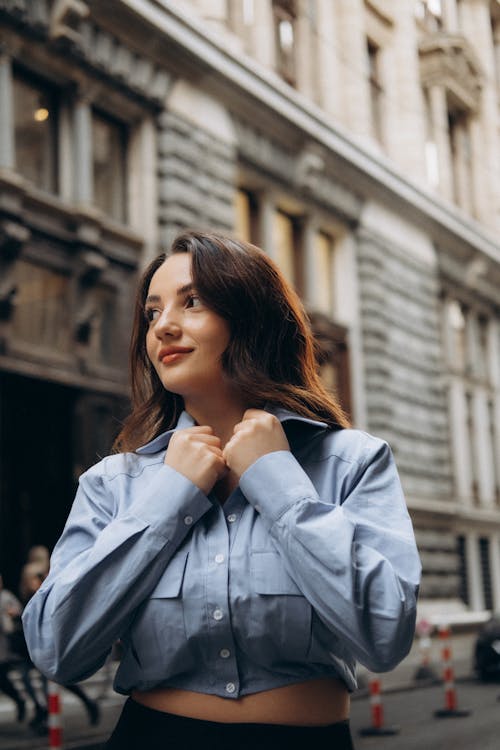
[145,253,231,404]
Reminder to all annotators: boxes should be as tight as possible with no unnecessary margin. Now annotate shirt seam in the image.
[100,459,165,483]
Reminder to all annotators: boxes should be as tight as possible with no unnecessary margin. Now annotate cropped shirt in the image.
[22,407,421,699]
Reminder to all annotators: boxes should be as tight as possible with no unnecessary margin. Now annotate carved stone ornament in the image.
[419,32,483,113]
[0,0,171,105]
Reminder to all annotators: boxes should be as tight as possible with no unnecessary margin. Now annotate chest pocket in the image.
[249,550,312,663]
[130,550,192,676]
[150,550,188,598]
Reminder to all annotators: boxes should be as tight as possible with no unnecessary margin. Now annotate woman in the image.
[0,574,26,722]
[23,231,421,749]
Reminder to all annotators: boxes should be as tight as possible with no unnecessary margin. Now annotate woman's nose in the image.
[153,307,181,337]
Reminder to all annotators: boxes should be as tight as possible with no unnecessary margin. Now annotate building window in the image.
[446,299,466,371]
[415,0,443,30]
[314,231,334,315]
[273,0,297,85]
[367,40,384,143]
[92,110,128,223]
[448,109,474,214]
[12,261,70,352]
[479,537,493,611]
[477,316,489,381]
[235,188,259,244]
[89,286,119,366]
[309,313,351,419]
[465,390,479,504]
[488,398,500,507]
[13,70,58,193]
[423,89,440,187]
[457,535,469,605]
[273,209,302,291]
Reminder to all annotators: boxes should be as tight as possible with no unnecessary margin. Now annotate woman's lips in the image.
[160,350,192,364]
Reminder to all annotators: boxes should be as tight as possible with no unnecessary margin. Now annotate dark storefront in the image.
[0,372,128,591]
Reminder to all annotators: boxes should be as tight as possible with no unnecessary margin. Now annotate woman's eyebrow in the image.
[145,284,195,305]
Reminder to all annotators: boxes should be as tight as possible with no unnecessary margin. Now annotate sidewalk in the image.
[0,632,477,748]
[0,665,125,750]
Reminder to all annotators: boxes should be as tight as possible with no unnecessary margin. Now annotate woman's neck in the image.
[184,396,250,448]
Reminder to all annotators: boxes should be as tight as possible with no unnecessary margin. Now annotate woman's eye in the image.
[145,308,161,323]
[186,295,202,308]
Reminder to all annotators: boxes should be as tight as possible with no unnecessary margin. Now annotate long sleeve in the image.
[239,437,421,673]
[22,458,212,684]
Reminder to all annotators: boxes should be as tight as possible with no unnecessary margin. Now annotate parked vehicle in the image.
[474,613,500,681]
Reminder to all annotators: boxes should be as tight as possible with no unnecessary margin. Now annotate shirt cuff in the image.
[239,451,319,523]
[126,464,213,540]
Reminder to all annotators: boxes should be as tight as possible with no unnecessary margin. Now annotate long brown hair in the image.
[114,231,349,452]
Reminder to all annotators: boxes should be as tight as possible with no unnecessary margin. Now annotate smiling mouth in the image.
[160,350,192,365]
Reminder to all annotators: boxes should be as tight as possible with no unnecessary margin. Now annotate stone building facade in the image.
[0,0,499,624]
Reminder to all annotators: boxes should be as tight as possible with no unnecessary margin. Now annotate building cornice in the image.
[111,0,500,270]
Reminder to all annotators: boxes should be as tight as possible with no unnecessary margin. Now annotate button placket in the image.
[206,504,239,697]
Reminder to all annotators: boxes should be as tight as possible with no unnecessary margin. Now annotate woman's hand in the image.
[164,426,227,495]
[223,409,290,477]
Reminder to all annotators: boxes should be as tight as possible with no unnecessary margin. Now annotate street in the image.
[0,689,125,750]
[350,679,500,750]
[0,678,499,749]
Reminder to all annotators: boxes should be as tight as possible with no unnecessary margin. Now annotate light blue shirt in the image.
[22,407,421,698]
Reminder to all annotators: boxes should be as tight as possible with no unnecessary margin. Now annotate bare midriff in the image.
[131,677,349,726]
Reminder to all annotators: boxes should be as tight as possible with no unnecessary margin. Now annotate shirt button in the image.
[215,554,224,564]
[255,504,261,513]
[220,648,231,659]
[213,609,223,621]
[227,514,237,523]
[225,682,236,694]
[184,515,193,526]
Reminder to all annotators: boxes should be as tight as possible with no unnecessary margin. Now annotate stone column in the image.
[428,85,454,201]
[459,0,499,228]
[257,193,276,261]
[73,97,93,205]
[384,1,427,180]
[441,0,459,32]
[473,388,496,507]
[128,116,158,264]
[455,121,474,214]
[335,0,372,140]
[466,531,485,611]
[248,0,275,70]
[295,0,316,101]
[315,0,343,119]
[0,52,15,170]
[338,232,367,430]
[302,217,318,315]
[449,376,473,506]
[488,320,500,502]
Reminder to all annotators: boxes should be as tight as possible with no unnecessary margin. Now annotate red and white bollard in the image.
[47,681,63,748]
[359,676,399,736]
[434,624,470,718]
[414,618,438,682]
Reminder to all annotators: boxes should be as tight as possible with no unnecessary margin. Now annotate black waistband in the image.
[105,698,355,749]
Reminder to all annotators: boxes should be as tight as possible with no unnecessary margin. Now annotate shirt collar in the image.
[136,404,328,455]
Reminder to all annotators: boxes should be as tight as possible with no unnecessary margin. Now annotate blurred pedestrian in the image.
[25,545,50,576]
[19,557,100,733]
[0,574,26,722]
[15,563,48,729]
[23,231,421,750]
